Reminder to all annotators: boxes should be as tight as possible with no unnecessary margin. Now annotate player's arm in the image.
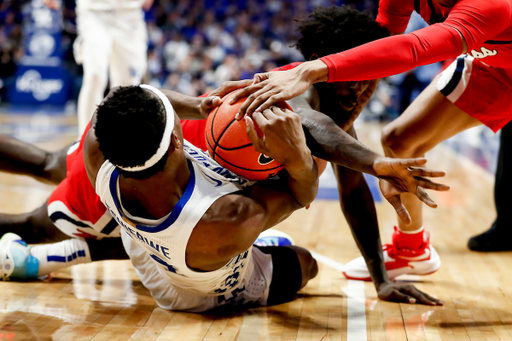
[333,127,442,305]
[188,106,318,269]
[289,99,449,223]
[158,80,253,120]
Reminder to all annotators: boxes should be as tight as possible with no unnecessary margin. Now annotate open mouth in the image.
[337,98,357,112]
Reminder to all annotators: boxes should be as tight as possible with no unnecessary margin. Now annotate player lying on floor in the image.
[0,85,445,310]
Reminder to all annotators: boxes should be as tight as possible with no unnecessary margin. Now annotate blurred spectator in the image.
[3,0,381,100]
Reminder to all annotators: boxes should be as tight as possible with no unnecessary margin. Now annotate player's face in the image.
[331,80,370,113]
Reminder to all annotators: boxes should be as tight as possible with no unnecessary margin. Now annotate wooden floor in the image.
[1,122,511,341]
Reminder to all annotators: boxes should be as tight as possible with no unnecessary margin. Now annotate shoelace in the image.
[383,243,428,259]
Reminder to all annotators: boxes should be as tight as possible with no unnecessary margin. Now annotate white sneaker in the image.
[343,229,441,281]
[0,233,39,280]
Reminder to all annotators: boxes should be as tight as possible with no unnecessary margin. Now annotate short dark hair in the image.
[295,6,389,60]
[94,85,169,179]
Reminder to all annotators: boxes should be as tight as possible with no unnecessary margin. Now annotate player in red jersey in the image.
[232,0,512,275]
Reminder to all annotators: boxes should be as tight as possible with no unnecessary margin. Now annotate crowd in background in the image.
[0,0,438,120]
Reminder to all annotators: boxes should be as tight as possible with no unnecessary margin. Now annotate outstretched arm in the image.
[334,127,442,305]
[160,80,253,120]
[294,106,449,224]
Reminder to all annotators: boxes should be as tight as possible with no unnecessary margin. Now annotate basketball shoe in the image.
[254,229,295,247]
[342,227,441,281]
[0,233,39,280]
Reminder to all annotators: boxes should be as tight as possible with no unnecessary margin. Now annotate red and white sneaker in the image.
[342,227,441,281]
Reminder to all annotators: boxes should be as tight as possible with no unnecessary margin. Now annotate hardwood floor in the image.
[0,122,510,341]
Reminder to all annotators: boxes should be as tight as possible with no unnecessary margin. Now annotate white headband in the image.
[117,84,175,172]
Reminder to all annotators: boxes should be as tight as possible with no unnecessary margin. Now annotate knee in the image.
[289,246,318,289]
[381,124,418,158]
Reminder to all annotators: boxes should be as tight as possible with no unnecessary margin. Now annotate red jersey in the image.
[321,0,512,82]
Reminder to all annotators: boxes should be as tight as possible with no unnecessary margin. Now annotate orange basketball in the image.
[205,90,290,180]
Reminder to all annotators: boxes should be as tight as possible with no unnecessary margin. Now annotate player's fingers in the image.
[210,80,252,99]
[231,81,266,105]
[407,167,446,178]
[245,89,279,116]
[402,286,437,306]
[390,290,416,304]
[409,288,444,305]
[400,157,428,167]
[386,195,412,225]
[252,111,269,130]
[234,84,270,120]
[245,116,264,150]
[415,187,437,208]
[254,94,287,113]
[415,178,451,191]
[253,72,271,84]
[205,96,222,109]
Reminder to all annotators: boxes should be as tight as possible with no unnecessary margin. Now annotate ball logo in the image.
[16,70,63,101]
[258,153,274,165]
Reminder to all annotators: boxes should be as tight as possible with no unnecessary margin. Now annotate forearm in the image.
[159,89,205,120]
[297,108,381,176]
[284,152,319,208]
[317,24,462,83]
[334,165,389,287]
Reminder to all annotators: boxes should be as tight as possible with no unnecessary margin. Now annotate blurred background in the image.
[0,0,499,173]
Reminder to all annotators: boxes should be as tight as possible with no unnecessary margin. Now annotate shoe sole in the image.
[342,249,442,281]
[0,233,21,280]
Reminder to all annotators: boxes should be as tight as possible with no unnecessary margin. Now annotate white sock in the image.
[396,226,425,234]
[29,238,92,276]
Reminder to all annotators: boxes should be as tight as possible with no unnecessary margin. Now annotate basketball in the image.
[205,90,291,180]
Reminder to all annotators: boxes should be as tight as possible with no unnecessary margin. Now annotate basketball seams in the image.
[205,89,285,180]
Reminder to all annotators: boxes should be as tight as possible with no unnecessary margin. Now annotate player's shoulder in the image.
[193,191,265,259]
[455,0,512,15]
[202,190,265,229]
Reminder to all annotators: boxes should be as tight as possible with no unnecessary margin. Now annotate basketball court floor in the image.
[0,109,510,341]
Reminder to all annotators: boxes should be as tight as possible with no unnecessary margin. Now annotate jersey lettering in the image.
[150,254,180,274]
[470,47,498,59]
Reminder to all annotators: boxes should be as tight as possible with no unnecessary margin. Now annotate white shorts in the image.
[121,229,273,312]
[74,8,147,85]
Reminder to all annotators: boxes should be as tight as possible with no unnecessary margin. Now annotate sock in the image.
[393,226,427,250]
[29,238,92,277]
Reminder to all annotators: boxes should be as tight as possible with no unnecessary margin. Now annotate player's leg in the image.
[0,135,70,185]
[1,232,128,281]
[381,73,481,232]
[0,200,68,243]
[468,121,512,251]
[108,9,147,88]
[255,244,318,305]
[75,10,112,134]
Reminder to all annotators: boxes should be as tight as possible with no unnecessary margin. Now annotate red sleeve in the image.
[320,23,462,82]
[443,0,512,51]
[376,0,415,34]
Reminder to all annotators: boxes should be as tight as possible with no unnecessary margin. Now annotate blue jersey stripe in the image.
[109,160,196,233]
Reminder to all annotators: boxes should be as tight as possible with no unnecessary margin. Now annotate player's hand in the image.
[340,79,379,131]
[377,281,444,306]
[245,107,309,171]
[373,157,450,224]
[232,60,328,119]
[199,80,253,118]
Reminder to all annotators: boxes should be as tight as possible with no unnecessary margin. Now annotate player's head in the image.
[295,5,389,61]
[94,85,183,179]
[295,6,389,114]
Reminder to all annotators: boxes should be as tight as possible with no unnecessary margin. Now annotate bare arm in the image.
[161,80,253,120]
[188,106,318,270]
